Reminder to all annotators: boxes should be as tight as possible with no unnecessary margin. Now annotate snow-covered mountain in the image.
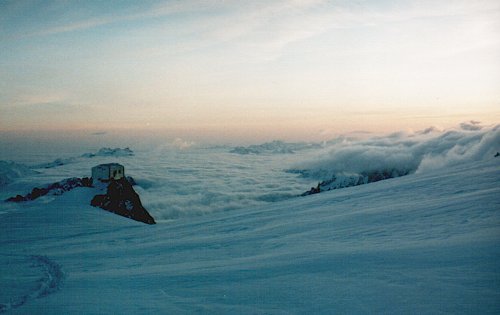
[230,140,322,155]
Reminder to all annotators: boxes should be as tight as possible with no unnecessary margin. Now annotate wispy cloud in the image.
[151,0,500,61]
[33,17,116,37]
[5,0,499,61]
[1,0,499,134]
[2,1,205,39]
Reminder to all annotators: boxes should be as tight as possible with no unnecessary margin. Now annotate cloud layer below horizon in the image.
[292,122,500,185]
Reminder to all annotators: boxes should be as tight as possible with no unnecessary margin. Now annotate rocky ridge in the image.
[91,178,156,225]
[5,176,155,225]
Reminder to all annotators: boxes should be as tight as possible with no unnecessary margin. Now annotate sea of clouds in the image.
[131,144,318,220]
[1,122,498,221]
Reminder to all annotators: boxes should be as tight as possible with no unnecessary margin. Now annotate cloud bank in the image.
[291,123,500,191]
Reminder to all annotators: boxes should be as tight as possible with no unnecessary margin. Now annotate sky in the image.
[1,0,499,142]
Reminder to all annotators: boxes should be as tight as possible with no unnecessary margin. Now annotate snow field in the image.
[1,123,499,313]
[1,158,499,314]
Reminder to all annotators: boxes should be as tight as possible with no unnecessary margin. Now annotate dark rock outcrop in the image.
[91,178,155,225]
[6,177,93,202]
[301,169,411,196]
[5,175,155,225]
[125,176,136,186]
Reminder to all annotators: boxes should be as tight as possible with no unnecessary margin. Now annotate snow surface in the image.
[0,161,37,186]
[1,124,499,313]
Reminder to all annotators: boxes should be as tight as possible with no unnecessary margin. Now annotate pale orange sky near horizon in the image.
[1,1,499,141]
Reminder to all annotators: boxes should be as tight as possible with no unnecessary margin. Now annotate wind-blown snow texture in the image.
[0,123,499,313]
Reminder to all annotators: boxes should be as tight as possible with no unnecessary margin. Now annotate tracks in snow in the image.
[0,255,64,313]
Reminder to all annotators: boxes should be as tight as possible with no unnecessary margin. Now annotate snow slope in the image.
[1,158,499,314]
[0,161,37,186]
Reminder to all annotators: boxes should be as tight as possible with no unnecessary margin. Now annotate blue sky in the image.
[1,0,499,141]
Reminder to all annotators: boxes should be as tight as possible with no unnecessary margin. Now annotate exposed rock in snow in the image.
[5,174,152,224]
[5,177,93,202]
[91,178,156,225]
[301,169,410,196]
[0,161,38,186]
[34,157,76,169]
[297,125,500,196]
[82,147,134,158]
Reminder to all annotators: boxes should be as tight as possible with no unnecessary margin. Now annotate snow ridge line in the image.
[0,255,64,313]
